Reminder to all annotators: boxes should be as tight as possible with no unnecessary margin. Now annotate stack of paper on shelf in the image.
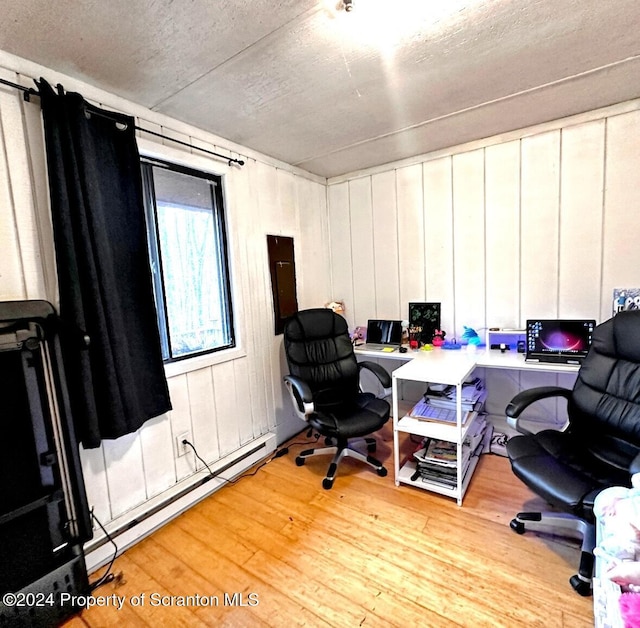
[410,416,487,489]
[409,377,486,424]
[408,399,471,424]
[424,377,487,411]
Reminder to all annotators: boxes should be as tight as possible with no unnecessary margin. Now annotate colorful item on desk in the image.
[401,319,410,346]
[462,326,482,346]
[351,325,366,345]
[420,344,433,351]
[432,330,446,347]
[409,325,420,349]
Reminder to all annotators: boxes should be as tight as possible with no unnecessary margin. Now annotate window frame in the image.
[141,156,236,364]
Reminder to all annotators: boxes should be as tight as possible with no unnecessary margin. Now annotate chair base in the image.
[295,438,387,490]
[510,511,595,596]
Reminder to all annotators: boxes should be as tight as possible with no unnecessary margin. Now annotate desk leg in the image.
[392,375,400,486]
[456,381,463,506]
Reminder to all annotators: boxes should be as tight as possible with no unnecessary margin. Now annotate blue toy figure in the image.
[462,326,482,346]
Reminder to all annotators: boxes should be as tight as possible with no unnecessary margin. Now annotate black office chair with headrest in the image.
[283,308,391,489]
[505,310,640,595]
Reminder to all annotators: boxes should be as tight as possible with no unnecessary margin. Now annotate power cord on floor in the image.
[88,510,119,592]
[80,432,317,601]
[182,430,321,486]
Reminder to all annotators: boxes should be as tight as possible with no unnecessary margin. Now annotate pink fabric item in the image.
[619,592,640,627]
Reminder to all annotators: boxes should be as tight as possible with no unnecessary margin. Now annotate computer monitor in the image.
[365,319,403,346]
[525,319,595,365]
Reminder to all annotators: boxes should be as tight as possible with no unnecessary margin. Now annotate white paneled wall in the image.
[3,46,640,548]
[603,113,640,315]
[328,104,640,426]
[452,149,485,333]
[397,165,425,316]
[485,141,519,327]
[371,171,400,318]
[0,59,330,545]
[423,157,454,332]
[520,131,561,319]
[329,111,640,331]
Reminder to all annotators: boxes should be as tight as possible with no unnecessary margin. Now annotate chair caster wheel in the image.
[295,457,305,467]
[322,477,334,490]
[569,575,592,597]
[510,518,525,534]
[377,467,388,477]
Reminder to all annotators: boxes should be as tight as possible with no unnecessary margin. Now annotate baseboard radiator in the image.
[84,432,277,573]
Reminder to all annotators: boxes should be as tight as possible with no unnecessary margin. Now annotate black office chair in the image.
[283,308,391,489]
[505,311,640,595]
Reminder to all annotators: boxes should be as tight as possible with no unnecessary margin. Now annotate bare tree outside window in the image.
[141,159,234,361]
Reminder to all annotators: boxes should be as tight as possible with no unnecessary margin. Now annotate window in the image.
[141,158,234,362]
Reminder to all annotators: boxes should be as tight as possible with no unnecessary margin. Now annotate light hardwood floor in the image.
[64,425,593,627]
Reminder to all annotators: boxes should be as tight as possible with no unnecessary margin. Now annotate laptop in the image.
[360,319,403,352]
[525,319,596,365]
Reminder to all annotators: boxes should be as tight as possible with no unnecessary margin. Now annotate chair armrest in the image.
[358,361,392,387]
[283,375,315,421]
[358,361,392,397]
[505,386,572,435]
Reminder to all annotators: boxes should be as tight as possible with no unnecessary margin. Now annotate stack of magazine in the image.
[425,377,486,410]
[409,377,486,424]
[410,416,487,489]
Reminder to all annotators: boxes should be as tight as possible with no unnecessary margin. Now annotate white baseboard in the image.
[84,432,277,573]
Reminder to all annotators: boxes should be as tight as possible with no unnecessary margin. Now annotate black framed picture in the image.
[408,302,441,345]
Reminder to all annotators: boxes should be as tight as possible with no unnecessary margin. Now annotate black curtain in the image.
[38,78,171,449]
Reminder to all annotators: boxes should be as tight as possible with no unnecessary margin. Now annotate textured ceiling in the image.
[1,0,639,178]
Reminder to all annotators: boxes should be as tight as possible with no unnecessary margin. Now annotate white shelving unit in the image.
[391,351,479,505]
[361,343,580,504]
[485,328,526,353]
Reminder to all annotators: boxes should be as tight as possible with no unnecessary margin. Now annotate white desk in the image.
[356,344,581,373]
[356,346,580,504]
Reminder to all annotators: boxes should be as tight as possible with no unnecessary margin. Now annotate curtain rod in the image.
[0,76,245,167]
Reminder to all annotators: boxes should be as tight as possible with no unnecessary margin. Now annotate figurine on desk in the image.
[409,325,422,349]
[462,326,482,346]
[432,329,446,347]
[351,325,366,346]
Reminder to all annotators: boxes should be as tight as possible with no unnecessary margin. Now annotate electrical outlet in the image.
[175,431,192,457]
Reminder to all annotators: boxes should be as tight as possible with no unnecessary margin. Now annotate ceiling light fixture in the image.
[326,0,479,57]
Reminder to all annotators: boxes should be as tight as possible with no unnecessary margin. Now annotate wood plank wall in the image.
[0,62,331,541]
[327,105,640,427]
[3,49,640,554]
